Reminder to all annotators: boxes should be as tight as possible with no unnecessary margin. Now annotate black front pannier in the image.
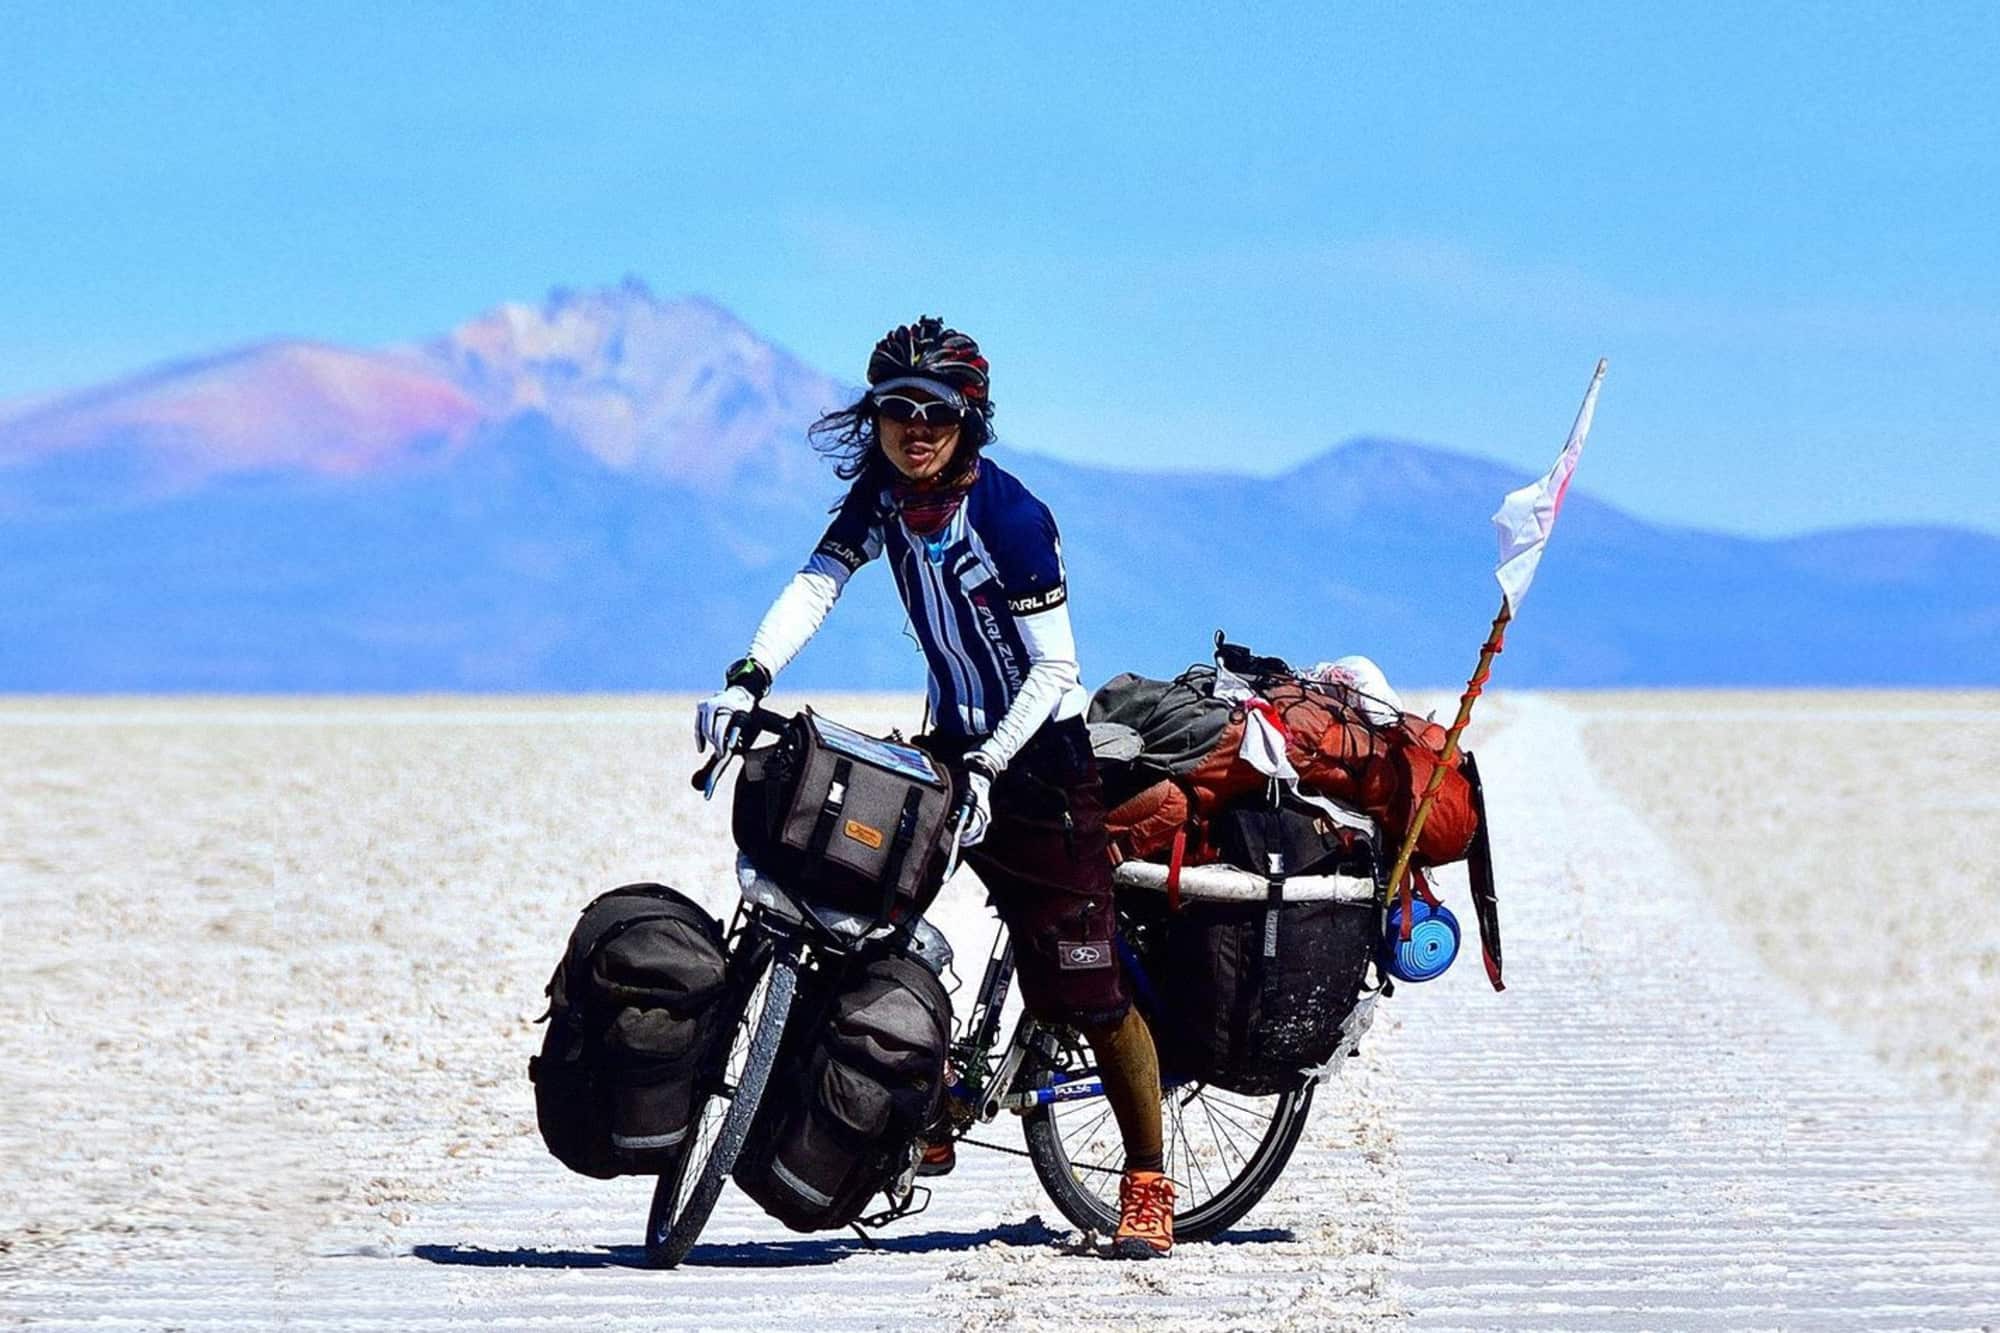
[733,953,952,1232]
[1155,896,1376,1095]
[529,884,729,1179]
[731,709,955,925]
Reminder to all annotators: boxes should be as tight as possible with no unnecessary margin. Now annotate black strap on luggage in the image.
[808,758,854,859]
[1255,795,1287,1061]
[877,787,926,920]
[1462,751,1504,991]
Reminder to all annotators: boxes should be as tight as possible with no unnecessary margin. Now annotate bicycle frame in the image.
[941,919,1194,1130]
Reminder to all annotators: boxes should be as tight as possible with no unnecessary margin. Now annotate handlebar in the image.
[690,704,794,796]
[941,799,974,880]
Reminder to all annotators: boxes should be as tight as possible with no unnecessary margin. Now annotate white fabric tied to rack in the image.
[1206,654,1384,836]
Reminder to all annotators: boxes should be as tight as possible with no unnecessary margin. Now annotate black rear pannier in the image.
[1154,895,1376,1095]
[529,884,728,1179]
[734,952,952,1231]
[1144,804,1379,1096]
[731,709,955,925]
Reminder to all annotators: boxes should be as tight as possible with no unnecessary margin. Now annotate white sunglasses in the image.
[874,393,967,426]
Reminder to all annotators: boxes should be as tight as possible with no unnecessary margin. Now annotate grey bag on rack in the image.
[733,709,956,921]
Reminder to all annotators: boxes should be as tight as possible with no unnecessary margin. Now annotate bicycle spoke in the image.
[1052,1095,1123,1203]
[1057,1103,1117,1159]
[1196,1094,1248,1178]
[1172,1096,1214,1201]
[1201,1087,1279,1123]
[1165,1093,1190,1194]
[1200,1097,1274,1144]
[660,950,773,1226]
[1025,1060,1312,1243]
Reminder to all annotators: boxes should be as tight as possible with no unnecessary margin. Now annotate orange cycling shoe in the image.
[915,1138,957,1178]
[1109,1169,1175,1259]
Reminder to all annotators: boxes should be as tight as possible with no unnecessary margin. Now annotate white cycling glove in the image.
[694,685,756,754]
[958,769,993,848]
[957,751,1000,848]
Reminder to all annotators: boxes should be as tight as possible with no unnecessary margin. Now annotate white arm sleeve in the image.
[745,552,852,680]
[971,600,1084,772]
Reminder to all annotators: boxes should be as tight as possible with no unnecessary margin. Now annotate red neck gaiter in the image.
[891,461,979,538]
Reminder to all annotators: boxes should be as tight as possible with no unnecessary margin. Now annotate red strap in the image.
[1398,867,1416,941]
[1166,825,1187,913]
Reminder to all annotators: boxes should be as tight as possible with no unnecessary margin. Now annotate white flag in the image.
[1492,358,1607,612]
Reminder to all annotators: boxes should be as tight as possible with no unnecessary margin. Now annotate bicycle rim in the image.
[645,937,797,1267]
[1023,1068,1315,1243]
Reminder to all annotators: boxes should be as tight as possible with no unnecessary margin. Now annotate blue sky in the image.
[2,2,1995,536]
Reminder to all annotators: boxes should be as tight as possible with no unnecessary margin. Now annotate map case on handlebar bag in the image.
[732,709,955,923]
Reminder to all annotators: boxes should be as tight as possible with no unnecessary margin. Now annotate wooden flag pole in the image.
[1381,598,1514,934]
[1380,359,1605,948]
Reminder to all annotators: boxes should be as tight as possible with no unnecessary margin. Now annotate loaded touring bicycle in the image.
[530,644,1490,1266]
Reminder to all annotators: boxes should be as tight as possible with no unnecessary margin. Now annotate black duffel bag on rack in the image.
[1209,799,1360,881]
[731,709,956,924]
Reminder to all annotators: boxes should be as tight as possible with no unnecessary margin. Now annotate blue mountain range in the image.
[2,285,1993,691]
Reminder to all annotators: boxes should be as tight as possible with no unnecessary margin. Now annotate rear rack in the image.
[1111,860,1377,905]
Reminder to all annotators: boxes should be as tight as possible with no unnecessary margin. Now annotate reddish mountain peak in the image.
[0,283,850,500]
[0,340,480,479]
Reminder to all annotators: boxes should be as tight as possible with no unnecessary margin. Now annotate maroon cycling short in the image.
[925,719,1131,1031]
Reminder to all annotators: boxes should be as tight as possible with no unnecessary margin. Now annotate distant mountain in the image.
[0,342,480,510]
[2,283,1995,691]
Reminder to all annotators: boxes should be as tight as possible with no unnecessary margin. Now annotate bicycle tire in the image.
[645,939,800,1268]
[646,932,776,1236]
[1021,1072,1316,1243]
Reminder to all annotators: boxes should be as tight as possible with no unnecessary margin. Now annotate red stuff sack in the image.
[1095,670,1480,869]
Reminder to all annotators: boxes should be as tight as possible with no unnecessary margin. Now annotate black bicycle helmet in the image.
[866,317,991,415]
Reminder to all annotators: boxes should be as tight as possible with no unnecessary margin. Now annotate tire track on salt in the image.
[1385,696,2000,1331]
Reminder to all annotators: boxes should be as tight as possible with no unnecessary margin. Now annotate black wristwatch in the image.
[724,657,772,700]
[964,751,1000,783]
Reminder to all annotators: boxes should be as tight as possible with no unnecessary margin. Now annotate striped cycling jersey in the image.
[812,461,1087,738]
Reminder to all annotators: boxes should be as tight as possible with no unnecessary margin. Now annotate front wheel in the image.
[645,935,799,1268]
[1021,1037,1316,1243]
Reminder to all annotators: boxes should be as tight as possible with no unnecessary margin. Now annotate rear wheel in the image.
[645,935,798,1268]
[1020,1030,1315,1242]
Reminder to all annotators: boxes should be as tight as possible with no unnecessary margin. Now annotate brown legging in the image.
[1078,1005,1164,1174]
[926,719,1166,1175]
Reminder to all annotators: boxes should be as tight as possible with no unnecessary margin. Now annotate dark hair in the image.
[808,392,994,490]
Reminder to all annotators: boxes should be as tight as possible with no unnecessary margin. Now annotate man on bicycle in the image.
[697,318,1174,1259]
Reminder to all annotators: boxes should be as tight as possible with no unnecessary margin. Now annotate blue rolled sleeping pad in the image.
[1381,896,1460,983]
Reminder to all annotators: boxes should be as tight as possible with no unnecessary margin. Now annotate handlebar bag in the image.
[528,883,729,1179]
[732,709,955,923]
[734,952,952,1232]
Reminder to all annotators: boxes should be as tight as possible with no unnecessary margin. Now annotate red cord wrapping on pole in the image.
[1461,631,1503,702]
